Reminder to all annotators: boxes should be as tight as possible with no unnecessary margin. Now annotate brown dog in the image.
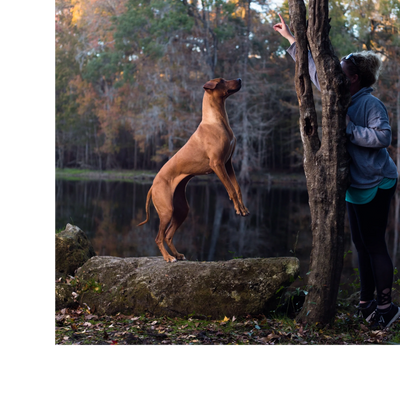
[138,78,249,262]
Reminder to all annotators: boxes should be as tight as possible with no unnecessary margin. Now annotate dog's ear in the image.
[203,80,218,90]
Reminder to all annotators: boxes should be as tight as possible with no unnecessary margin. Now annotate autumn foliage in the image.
[56,0,400,177]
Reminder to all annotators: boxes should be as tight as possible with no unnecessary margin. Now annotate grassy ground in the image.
[55,168,306,184]
[55,168,156,182]
[55,305,400,345]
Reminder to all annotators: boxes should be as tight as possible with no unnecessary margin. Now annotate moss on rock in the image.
[59,256,300,318]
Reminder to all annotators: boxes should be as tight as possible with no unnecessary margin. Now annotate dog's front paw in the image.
[176,253,186,260]
[164,255,177,263]
[240,206,250,216]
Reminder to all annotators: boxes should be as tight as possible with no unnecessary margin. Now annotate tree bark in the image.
[238,0,252,183]
[289,0,351,324]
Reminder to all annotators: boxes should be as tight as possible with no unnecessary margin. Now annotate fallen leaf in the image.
[85,314,98,321]
[266,333,279,340]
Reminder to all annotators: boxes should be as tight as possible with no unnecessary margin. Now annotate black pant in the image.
[346,181,397,306]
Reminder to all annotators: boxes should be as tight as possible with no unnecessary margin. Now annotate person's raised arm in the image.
[273,13,321,91]
[273,13,295,45]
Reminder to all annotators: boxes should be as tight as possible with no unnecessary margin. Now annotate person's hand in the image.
[273,13,295,45]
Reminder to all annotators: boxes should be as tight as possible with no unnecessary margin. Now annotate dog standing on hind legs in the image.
[138,78,249,262]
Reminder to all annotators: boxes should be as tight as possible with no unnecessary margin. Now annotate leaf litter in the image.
[55,306,400,345]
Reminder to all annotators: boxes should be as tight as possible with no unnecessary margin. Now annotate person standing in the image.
[273,13,400,328]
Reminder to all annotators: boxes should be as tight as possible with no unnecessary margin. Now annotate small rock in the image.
[56,224,96,279]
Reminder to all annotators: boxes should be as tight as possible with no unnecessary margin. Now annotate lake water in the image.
[56,178,399,293]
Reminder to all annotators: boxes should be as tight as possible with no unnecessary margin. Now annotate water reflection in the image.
[56,178,399,294]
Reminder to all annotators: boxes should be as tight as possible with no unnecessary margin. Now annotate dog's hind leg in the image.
[152,183,178,263]
[164,175,193,260]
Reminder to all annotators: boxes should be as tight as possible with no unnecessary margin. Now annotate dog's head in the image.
[203,78,241,98]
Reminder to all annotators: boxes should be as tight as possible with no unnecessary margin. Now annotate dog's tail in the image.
[137,186,153,227]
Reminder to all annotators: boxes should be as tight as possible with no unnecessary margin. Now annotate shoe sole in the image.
[385,307,400,328]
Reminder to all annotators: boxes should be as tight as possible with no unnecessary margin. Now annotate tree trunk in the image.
[289,0,351,324]
[238,0,252,183]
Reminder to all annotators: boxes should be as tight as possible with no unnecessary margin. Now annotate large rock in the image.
[56,224,96,279]
[55,283,77,310]
[57,256,299,318]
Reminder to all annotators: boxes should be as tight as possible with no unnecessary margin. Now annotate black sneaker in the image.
[355,299,377,323]
[371,303,400,329]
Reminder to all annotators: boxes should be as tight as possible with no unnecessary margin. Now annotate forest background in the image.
[56,0,400,182]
